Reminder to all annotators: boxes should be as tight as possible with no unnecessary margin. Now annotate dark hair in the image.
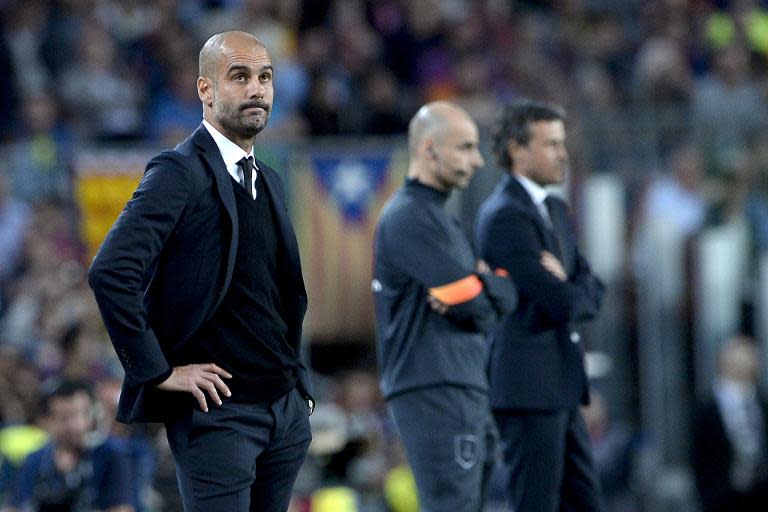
[491,99,566,169]
[38,378,95,416]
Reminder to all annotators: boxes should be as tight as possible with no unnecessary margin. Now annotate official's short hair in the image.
[491,99,566,169]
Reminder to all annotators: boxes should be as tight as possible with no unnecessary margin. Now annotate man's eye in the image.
[234,74,246,81]
[260,73,272,81]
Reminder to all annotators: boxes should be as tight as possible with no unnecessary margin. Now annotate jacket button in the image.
[570,331,581,344]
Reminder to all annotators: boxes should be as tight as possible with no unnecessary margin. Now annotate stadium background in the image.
[1,0,768,510]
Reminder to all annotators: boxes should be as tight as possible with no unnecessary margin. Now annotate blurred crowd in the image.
[2,0,768,150]
[4,0,768,510]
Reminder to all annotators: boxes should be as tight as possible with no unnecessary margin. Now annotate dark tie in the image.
[543,196,564,259]
[536,198,553,229]
[237,156,255,198]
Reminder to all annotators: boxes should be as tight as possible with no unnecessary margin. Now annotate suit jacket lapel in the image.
[504,175,559,255]
[258,161,305,292]
[190,125,239,304]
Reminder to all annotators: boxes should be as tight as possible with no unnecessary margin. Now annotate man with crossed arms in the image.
[373,101,517,511]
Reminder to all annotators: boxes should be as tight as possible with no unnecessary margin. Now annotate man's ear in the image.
[198,77,212,106]
[423,139,437,161]
[507,139,526,165]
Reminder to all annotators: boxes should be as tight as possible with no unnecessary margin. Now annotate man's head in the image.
[668,144,702,191]
[39,379,97,450]
[718,335,760,386]
[198,31,273,148]
[407,101,484,192]
[492,99,568,186]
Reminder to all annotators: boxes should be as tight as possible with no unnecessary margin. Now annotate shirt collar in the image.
[514,173,548,206]
[405,177,450,205]
[202,119,254,182]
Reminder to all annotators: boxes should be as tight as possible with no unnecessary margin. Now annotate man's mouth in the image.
[241,103,269,113]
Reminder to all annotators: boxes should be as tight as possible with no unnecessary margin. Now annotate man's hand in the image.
[427,294,449,315]
[156,364,233,412]
[540,251,567,281]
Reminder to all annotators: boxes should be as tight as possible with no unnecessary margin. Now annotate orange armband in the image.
[429,275,483,305]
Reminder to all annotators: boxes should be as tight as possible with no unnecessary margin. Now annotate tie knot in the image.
[238,156,254,170]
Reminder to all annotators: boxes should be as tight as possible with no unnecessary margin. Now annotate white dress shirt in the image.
[514,173,552,228]
[202,119,258,199]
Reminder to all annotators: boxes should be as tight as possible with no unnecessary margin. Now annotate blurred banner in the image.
[74,151,149,259]
[293,147,407,343]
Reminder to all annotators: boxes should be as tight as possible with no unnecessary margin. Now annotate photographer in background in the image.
[3,379,133,512]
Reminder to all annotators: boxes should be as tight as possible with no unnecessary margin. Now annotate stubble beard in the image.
[214,101,270,139]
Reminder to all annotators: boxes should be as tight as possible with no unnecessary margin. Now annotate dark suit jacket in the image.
[475,174,604,411]
[88,124,312,423]
[692,397,768,512]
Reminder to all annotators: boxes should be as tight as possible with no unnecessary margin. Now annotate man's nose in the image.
[248,80,265,98]
[474,150,485,168]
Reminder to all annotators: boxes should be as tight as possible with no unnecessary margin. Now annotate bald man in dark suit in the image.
[89,32,312,511]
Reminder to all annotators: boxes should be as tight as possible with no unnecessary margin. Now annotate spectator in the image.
[634,35,693,109]
[57,22,145,142]
[95,378,156,512]
[0,348,42,426]
[0,174,30,290]
[743,131,768,253]
[4,92,73,205]
[693,42,767,175]
[3,0,52,100]
[3,379,134,512]
[582,389,639,512]
[0,395,47,505]
[692,335,768,512]
[146,58,203,145]
[638,144,708,239]
[358,67,410,135]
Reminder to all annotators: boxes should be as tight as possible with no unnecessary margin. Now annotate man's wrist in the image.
[148,367,174,387]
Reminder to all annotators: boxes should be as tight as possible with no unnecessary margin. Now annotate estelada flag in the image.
[74,151,150,259]
[292,147,407,343]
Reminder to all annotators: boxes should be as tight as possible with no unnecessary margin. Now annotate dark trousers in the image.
[494,408,603,512]
[164,388,311,512]
[388,386,497,512]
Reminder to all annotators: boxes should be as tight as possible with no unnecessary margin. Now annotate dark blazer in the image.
[692,397,768,512]
[88,124,312,423]
[475,174,604,411]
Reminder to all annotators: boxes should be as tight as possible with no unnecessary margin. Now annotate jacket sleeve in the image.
[476,205,601,328]
[478,271,518,318]
[88,151,191,387]
[550,197,604,322]
[380,209,516,332]
[566,244,604,322]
